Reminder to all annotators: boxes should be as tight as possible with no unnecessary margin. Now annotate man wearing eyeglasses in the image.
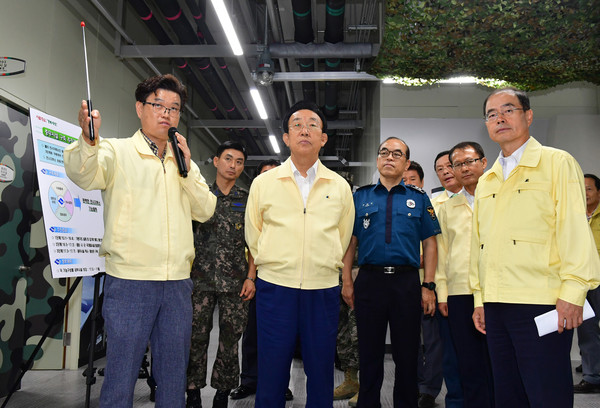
[245,101,354,408]
[470,87,600,407]
[342,137,440,408]
[436,141,494,407]
[64,74,217,408]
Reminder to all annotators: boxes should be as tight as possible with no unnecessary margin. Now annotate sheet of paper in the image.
[534,299,595,337]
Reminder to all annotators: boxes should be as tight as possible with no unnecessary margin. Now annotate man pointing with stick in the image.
[64,74,216,408]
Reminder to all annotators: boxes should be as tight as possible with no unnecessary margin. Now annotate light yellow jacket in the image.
[63,130,216,281]
[470,137,600,307]
[590,206,600,256]
[245,158,355,289]
[436,193,472,303]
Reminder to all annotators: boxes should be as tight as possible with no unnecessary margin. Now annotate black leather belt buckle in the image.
[383,266,395,274]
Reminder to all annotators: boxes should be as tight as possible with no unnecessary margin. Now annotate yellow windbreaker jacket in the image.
[245,158,355,289]
[64,130,216,281]
[436,193,473,303]
[470,137,600,307]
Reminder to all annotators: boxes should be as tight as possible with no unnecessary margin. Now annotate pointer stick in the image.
[81,21,95,141]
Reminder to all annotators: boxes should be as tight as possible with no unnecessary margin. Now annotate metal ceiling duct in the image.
[130,0,262,154]
[323,0,345,121]
[291,0,316,103]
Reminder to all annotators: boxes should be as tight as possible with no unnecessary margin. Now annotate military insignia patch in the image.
[427,206,436,221]
[235,222,243,230]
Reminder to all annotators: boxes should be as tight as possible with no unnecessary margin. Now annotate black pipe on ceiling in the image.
[292,0,316,103]
[185,0,266,153]
[323,0,345,121]
[127,0,226,126]
[146,0,262,153]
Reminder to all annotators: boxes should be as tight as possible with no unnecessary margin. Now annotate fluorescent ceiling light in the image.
[269,135,280,154]
[250,88,268,119]
[210,0,243,56]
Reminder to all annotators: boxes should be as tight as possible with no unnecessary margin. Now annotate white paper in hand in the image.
[534,299,595,337]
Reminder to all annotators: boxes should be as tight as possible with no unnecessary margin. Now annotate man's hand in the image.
[438,302,448,317]
[472,306,486,334]
[342,281,354,310]
[556,298,583,333]
[239,279,256,301]
[78,100,100,145]
[421,288,436,316]
[170,130,192,171]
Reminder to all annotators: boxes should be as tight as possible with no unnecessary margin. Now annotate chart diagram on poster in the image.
[30,107,105,278]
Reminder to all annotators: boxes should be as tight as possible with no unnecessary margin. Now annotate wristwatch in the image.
[421,281,436,291]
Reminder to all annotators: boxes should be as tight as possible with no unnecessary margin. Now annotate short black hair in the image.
[282,100,327,134]
[255,159,280,178]
[378,137,410,160]
[434,150,451,171]
[135,74,187,106]
[483,87,531,117]
[216,140,247,160]
[449,141,485,164]
[585,174,600,190]
[406,161,424,181]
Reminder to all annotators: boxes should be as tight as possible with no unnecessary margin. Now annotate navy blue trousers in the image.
[447,295,494,408]
[354,267,421,408]
[485,303,574,408]
[438,313,464,408]
[255,278,339,408]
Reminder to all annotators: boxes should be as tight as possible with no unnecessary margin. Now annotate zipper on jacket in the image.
[300,205,306,288]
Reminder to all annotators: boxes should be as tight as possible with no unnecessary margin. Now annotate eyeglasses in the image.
[289,122,322,132]
[378,148,406,160]
[142,101,181,117]
[484,107,525,122]
[451,158,483,169]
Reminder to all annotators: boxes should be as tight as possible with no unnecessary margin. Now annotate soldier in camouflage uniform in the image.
[334,269,360,401]
[186,141,255,408]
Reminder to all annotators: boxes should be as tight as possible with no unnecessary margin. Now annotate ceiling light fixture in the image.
[255,48,274,86]
[269,135,280,154]
[250,88,268,119]
[210,0,243,56]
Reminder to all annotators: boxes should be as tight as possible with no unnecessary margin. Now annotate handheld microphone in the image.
[168,127,188,178]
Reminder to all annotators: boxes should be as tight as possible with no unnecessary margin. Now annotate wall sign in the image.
[0,57,26,76]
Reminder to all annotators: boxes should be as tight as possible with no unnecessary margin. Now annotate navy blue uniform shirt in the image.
[352,180,440,268]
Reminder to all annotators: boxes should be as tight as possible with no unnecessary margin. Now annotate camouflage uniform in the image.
[187,183,249,390]
[337,273,359,371]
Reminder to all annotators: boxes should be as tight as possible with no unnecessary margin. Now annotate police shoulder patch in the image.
[405,184,426,194]
[426,206,437,221]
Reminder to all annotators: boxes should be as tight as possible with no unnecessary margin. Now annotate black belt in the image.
[361,264,416,274]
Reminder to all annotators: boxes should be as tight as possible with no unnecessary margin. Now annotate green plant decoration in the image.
[369,0,600,90]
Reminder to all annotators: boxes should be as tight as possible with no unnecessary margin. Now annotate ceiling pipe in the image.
[186,0,268,155]
[151,0,262,154]
[323,0,345,122]
[292,0,316,102]
[126,0,231,148]
[265,0,294,108]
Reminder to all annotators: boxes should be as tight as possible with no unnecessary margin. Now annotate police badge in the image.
[363,217,370,229]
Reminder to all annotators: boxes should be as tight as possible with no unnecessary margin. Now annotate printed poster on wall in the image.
[30,107,105,278]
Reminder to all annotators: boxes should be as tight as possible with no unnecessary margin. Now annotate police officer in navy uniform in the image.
[342,137,440,408]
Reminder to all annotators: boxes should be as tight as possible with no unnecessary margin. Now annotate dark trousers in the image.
[438,313,464,408]
[354,267,421,408]
[485,303,574,408]
[240,297,258,388]
[255,278,339,408]
[447,295,494,408]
